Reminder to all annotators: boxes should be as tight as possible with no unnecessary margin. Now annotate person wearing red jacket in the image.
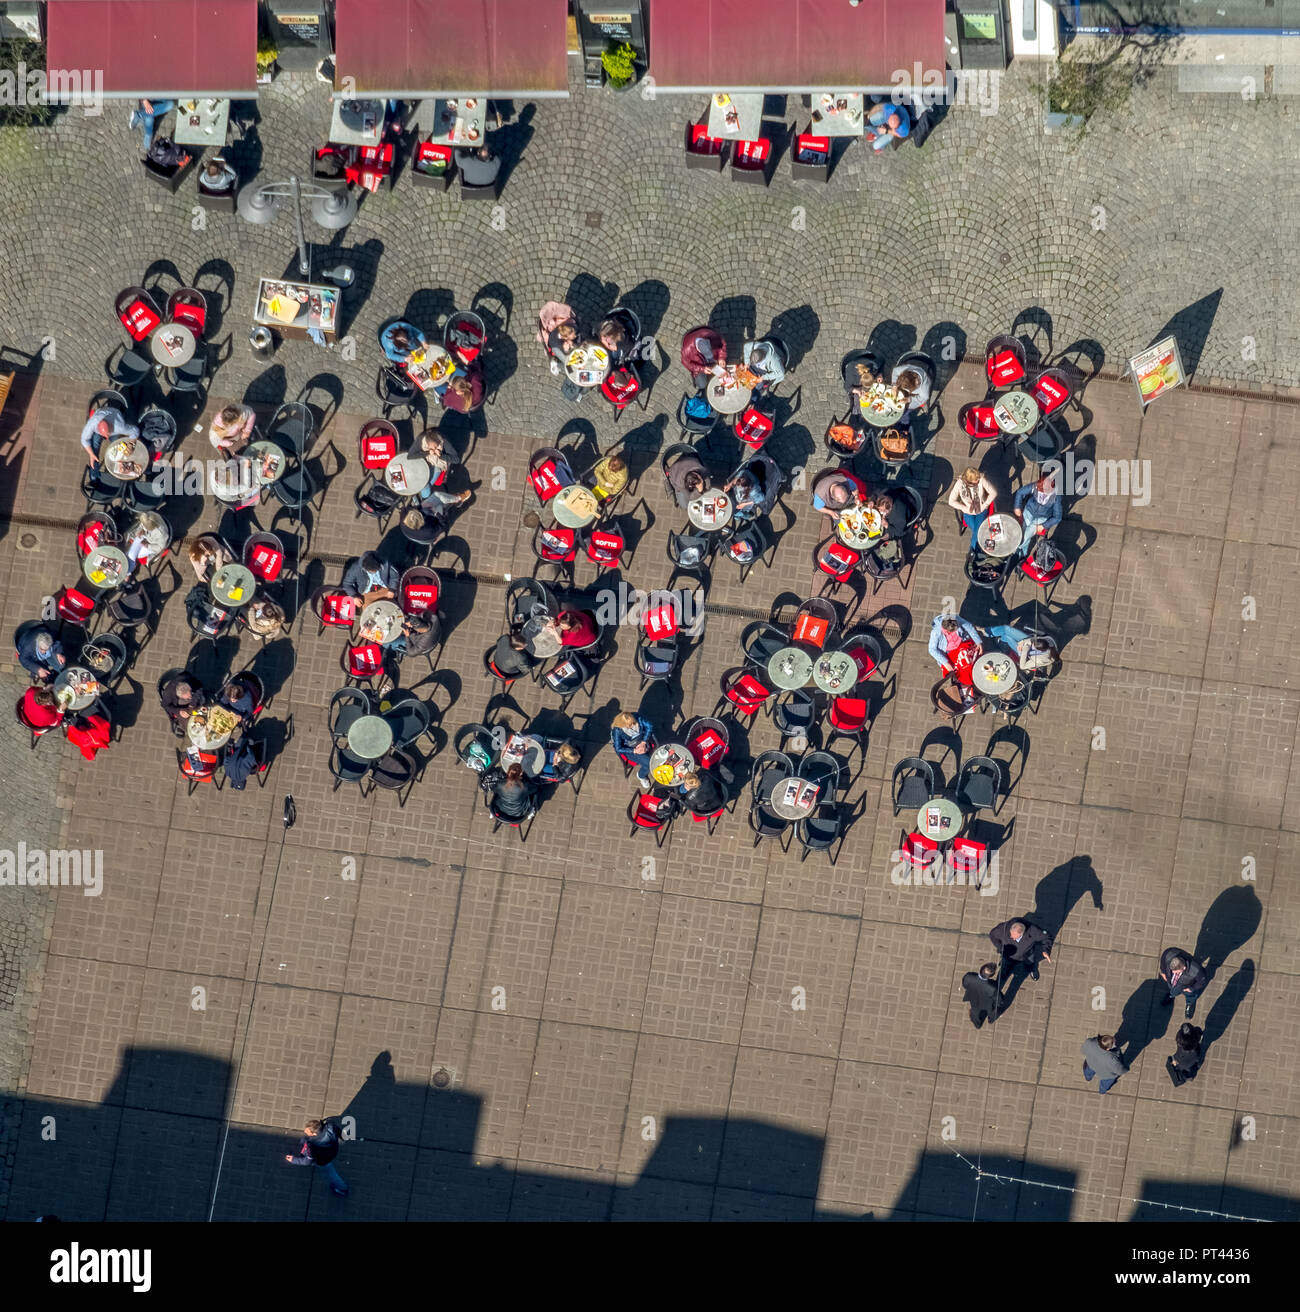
[680,326,726,389]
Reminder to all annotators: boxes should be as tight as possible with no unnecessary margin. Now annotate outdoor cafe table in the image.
[173,97,230,146]
[210,563,256,608]
[858,382,907,427]
[553,484,600,529]
[976,514,1023,559]
[707,92,762,140]
[706,368,752,415]
[384,452,430,497]
[348,714,393,761]
[405,344,457,394]
[834,504,884,551]
[766,774,823,821]
[971,650,1020,698]
[500,732,546,778]
[810,91,865,137]
[768,646,815,691]
[916,796,964,842]
[150,322,196,367]
[245,440,286,486]
[565,343,610,388]
[359,600,405,646]
[688,490,734,532]
[54,666,100,713]
[187,711,233,751]
[330,98,385,147]
[992,390,1039,435]
[101,436,150,482]
[82,544,129,590]
[430,96,487,147]
[649,742,694,787]
[812,650,857,695]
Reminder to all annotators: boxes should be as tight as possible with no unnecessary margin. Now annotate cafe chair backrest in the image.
[243,533,285,584]
[736,137,771,165]
[643,598,679,640]
[399,568,440,615]
[358,420,399,470]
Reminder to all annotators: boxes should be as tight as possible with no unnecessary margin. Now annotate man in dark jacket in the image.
[678,770,724,816]
[961,963,1001,1029]
[341,552,399,601]
[454,145,501,187]
[16,626,66,683]
[989,918,1053,982]
[1158,947,1208,1019]
[285,1117,349,1196]
[1167,1023,1204,1087]
[159,673,208,736]
[1081,1034,1126,1094]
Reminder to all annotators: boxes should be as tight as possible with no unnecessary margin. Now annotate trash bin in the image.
[250,326,276,359]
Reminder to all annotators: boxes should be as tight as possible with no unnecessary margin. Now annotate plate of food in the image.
[110,440,134,460]
[206,706,239,737]
[714,93,731,108]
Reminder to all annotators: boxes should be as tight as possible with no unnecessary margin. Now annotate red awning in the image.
[334,0,570,98]
[647,0,946,92]
[44,0,259,101]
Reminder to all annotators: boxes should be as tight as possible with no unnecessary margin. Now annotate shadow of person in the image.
[1114,977,1170,1068]
[1030,855,1103,940]
[1201,959,1256,1055]
[1194,886,1262,977]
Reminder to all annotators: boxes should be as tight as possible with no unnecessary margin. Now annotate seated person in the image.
[220,677,258,723]
[667,454,713,508]
[392,611,438,657]
[380,321,427,366]
[742,339,785,393]
[725,455,779,523]
[188,534,233,583]
[208,403,256,456]
[80,406,140,467]
[678,769,724,816]
[873,492,908,541]
[124,512,170,574]
[598,317,634,368]
[1013,474,1063,557]
[17,626,66,683]
[209,455,260,509]
[67,709,112,760]
[844,357,883,401]
[868,99,910,152]
[200,157,237,193]
[810,470,862,519]
[989,625,1060,673]
[145,134,192,169]
[416,485,473,530]
[928,613,983,676]
[490,631,537,677]
[546,316,580,365]
[159,672,207,734]
[22,684,64,730]
[540,741,582,783]
[439,368,485,414]
[588,453,628,501]
[680,326,726,389]
[245,597,286,637]
[455,144,502,187]
[891,365,932,424]
[489,763,535,819]
[557,609,599,650]
[610,711,656,789]
[416,429,460,498]
[341,551,399,600]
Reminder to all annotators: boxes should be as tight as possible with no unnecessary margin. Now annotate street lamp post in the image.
[235,176,359,275]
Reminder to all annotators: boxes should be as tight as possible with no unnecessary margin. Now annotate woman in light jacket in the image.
[946,467,997,545]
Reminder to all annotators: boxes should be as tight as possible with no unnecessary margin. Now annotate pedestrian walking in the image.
[1080,1034,1127,1094]
[1157,947,1208,1019]
[1166,1023,1205,1087]
[961,963,1001,1029]
[989,918,1053,982]
[285,1117,350,1197]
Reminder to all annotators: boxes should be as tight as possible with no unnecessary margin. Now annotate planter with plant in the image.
[1038,56,1131,137]
[256,38,279,84]
[601,42,638,91]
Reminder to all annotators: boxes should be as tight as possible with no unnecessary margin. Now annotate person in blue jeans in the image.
[285,1118,349,1197]
[868,100,910,152]
[128,98,175,152]
[1013,474,1063,559]
[611,711,656,790]
[1080,1034,1127,1094]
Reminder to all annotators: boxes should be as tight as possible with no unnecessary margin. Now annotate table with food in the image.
[565,343,611,388]
[812,650,858,695]
[687,490,734,531]
[187,703,239,750]
[810,91,865,136]
[82,544,130,589]
[245,440,286,486]
[358,599,405,646]
[430,96,487,146]
[707,92,762,140]
[706,367,753,414]
[857,381,907,427]
[54,666,101,712]
[101,437,151,481]
[834,503,884,550]
[648,742,695,788]
[404,344,458,393]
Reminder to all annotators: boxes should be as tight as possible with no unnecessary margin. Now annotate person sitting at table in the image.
[455,144,502,188]
[1013,473,1063,557]
[16,626,66,684]
[540,741,582,784]
[188,534,233,583]
[489,763,535,820]
[416,485,474,533]
[220,677,258,724]
[680,326,727,389]
[589,453,628,502]
[845,358,884,404]
[725,455,780,524]
[667,452,714,508]
[210,456,261,511]
[128,98,175,152]
[245,597,286,638]
[22,684,64,732]
[67,708,112,761]
[947,467,997,546]
[415,429,460,498]
[742,339,785,394]
[810,470,861,519]
[80,406,140,467]
[867,99,910,152]
[892,366,932,424]
[537,302,579,374]
[989,625,1060,674]
[873,492,908,541]
[159,672,208,736]
[599,317,634,368]
[928,613,983,676]
[678,769,724,817]
[491,632,537,678]
[123,511,170,574]
[200,157,238,193]
[380,321,427,366]
[557,609,600,650]
[439,369,485,414]
[341,552,399,601]
[611,711,656,790]
[390,610,438,658]
[209,403,257,456]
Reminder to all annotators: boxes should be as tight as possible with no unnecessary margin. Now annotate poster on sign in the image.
[1127,336,1186,408]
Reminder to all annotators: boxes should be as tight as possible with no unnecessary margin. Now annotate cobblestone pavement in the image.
[0,61,1297,1222]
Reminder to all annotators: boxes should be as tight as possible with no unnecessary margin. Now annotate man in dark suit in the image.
[1158,947,1208,1019]
[1167,1022,1204,1087]
[961,963,1001,1029]
[340,552,399,601]
[989,917,1053,982]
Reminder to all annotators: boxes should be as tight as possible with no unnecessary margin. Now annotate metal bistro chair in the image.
[327,686,373,745]
[891,756,939,816]
[956,754,1006,817]
[748,749,794,850]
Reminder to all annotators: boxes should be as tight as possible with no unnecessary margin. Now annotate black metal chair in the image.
[163,348,209,396]
[634,632,679,688]
[666,527,714,575]
[740,620,789,670]
[798,750,842,797]
[80,632,129,685]
[772,688,817,738]
[382,693,433,751]
[369,747,419,806]
[796,802,843,864]
[891,756,938,816]
[486,789,537,840]
[104,342,153,392]
[376,363,420,420]
[722,520,773,585]
[964,551,1011,594]
[80,464,122,511]
[748,749,794,850]
[956,754,1005,816]
[327,686,373,745]
[329,743,372,795]
[674,394,718,442]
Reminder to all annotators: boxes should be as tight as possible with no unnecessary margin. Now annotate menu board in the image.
[1128,336,1186,407]
[254,278,338,343]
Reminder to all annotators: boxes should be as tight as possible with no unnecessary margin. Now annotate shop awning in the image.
[333,0,570,98]
[44,0,259,102]
[647,0,946,93]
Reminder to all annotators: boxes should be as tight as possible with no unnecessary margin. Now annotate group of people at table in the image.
[380,319,485,413]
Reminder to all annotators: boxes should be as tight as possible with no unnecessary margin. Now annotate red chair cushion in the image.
[633,794,672,828]
[689,728,726,769]
[246,544,284,583]
[321,593,357,627]
[170,304,206,336]
[949,837,987,877]
[817,541,860,582]
[795,133,830,159]
[735,406,774,446]
[950,641,980,686]
[447,316,484,365]
[120,299,160,342]
[792,612,830,649]
[735,137,771,165]
[1021,552,1064,584]
[417,142,452,169]
[1032,373,1070,415]
[987,349,1025,387]
[962,405,1000,438]
[402,581,439,614]
[829,697,868,731]
[57,587,96,621]
[602,369,640,406]
[347,643,384,677]
[538,527,577,562]
[902,830,940,867]
[77,521,111,557]
[529,459,568,502]
[847,645,877,681]
[643,601,678,640]
[586,530,624,565]
[726,672,771,716]
[360,432,398,469]
[689,124,722,154]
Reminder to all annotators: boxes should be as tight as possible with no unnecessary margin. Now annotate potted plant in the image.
[256,37,279,84]
[600,41,638,91]
[1039,56,1130,137]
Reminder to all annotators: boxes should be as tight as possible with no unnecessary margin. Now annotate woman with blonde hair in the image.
[188,533,232,582]
[610,710,656,790]
[208,403,256,456]
[245,597,286,637]
[946,467,997,544]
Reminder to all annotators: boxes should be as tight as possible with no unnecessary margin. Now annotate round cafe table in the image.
[54,666,100,712]
[348,714,393,762]
[500,733,546,778]
[82,544,130,590]
[210,563,256,608]
[834,505,884,551]
[916,796,964,842]
[812,650,857,695]
[187,712,232,751]
[384,452,431,496]
[976,514,1023,559]
[648,742,694,787]
[405,344,457,394]
[687,490,734,531]
[858,383,906,428]
[245,440,286,486]
[565,344,611,388]
[151,322,196,367]
[101,436,150,482]
[992,390,1039,435]
[767,646,815,691]
[706,369,752,415]
[359,599,405,645]
[766,775,823,821]
[552,483,600,528]
[971,651,1020,697]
